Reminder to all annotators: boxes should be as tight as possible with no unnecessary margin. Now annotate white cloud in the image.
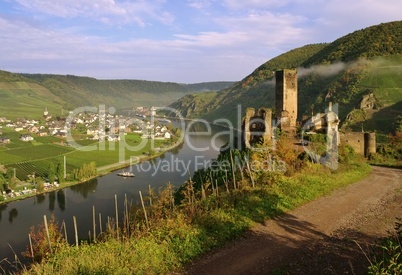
[14,0,175,26]
[186,0,213,10]
[1,0,400,83]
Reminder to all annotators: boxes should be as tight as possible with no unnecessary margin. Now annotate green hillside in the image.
[169,21,402,134]
[0,80,65,119]
[0,70,235,120]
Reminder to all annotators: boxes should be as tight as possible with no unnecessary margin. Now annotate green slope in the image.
[21,74,236,110]
[0,80,65,119]
[170,21,402,134]
[0,70,236,120]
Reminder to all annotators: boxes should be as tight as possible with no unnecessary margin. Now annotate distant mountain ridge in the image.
[0,70,235,119]
[169,20,402,134]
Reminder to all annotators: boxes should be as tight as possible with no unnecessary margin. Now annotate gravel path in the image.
[183,166,402,274]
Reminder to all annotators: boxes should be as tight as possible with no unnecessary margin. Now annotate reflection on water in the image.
[35,194,46,205]
[70,178,98,198]
[8,208,18,223]
[0,203,7,222]
[57,190,66,211]
[48,190,66,211]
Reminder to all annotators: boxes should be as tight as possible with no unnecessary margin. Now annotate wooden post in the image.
[148,185,152,206]
[28,234,34,258]
[230,150,236,190]
[124,193,129,236]
[215,179,219,196]
[43,215,53,254]
[92,205,96,242]
[99,213,103,235]
[224,175,229,193]
[107,216,111,232]
[62,220,68,243]
[73,216,78,248]
[245,157,255,188]
[64,155,67,179]
[115,194,119,240]
[201,184,206,200]
[238,163,244,188]
[139,191,149,229]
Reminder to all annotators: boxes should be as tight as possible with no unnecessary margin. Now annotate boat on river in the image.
[117,171,135,177]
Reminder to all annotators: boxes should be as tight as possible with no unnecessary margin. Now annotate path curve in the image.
[183,166,402,274]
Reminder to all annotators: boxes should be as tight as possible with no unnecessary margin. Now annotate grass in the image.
[21,158,372,274]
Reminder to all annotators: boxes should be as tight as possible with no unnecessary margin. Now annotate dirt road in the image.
[183,166,402,274]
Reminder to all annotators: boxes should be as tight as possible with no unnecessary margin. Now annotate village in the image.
[0,106,173,145]
[0,106,174,202]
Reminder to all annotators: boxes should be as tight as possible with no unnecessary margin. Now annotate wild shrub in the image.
[22,214,65,264]
[368,219,402,274]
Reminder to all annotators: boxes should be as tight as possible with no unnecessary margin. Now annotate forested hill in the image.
[0,69,235,119]
[169,20,402,134]
[20,74,234,110]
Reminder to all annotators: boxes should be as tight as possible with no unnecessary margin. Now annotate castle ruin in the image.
[275,69,298,132]
[242,68,376,157]
[242,107,272,148]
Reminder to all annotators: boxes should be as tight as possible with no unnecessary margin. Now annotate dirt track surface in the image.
[183,166,402,274]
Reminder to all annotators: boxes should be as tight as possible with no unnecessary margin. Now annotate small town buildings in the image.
[20,134,34,141]
[14,127,24,132]
[37,130,48,137]
[0,136,10,144]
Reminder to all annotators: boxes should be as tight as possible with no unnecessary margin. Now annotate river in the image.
[0,121,234,272]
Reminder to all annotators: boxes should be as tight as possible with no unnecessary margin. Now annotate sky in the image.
[0,0,400,83]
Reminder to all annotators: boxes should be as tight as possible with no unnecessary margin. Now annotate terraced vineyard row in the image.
[7,158,80,180]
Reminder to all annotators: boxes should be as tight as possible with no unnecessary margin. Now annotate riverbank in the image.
[0,140,183,206]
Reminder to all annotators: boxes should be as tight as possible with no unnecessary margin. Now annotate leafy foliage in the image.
[368,219,402,274]
[304,21,402,66]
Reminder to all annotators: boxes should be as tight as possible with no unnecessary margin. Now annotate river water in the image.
[0,121,234,272]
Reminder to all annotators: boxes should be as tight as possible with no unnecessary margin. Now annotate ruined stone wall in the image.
[340,132,376,157]
[242,107,272,148]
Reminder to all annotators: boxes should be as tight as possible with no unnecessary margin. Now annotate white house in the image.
[164,132,171,139]
[20,134,34,141]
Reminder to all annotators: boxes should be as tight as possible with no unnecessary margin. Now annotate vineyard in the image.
[7,156,80,180]
[1,132,171,181]
[0,144,73,165]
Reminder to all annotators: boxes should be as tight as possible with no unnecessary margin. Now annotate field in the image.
[0,129,168,180]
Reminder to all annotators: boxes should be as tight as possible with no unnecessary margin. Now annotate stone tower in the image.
[275,69,298,130]
[364,132,376,157]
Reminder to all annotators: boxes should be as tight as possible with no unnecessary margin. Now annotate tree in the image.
[56,162,64,183]
[48,163,56,183]
[36,177,45,192]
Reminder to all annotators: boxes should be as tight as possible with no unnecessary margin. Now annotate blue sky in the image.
[0,0,400,83]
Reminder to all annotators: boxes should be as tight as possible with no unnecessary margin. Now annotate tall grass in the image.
[20,150,371,274]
